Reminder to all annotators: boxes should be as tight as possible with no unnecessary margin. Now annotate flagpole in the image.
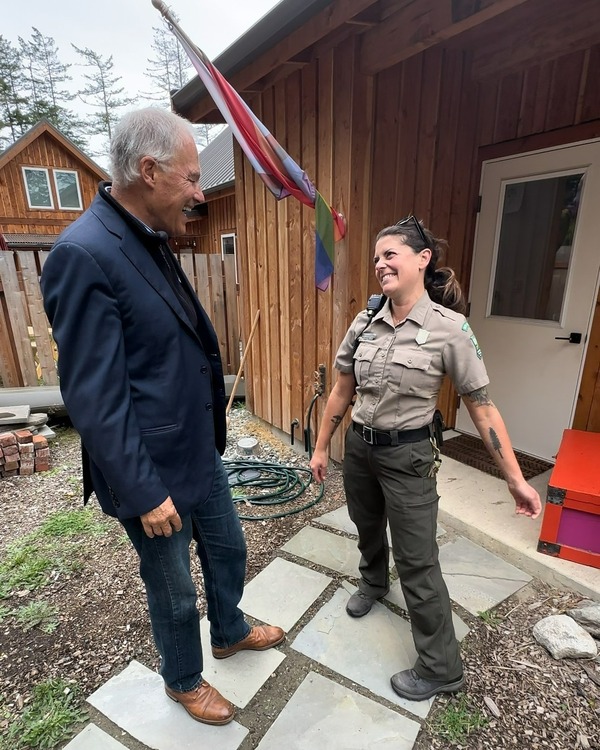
[150,0,208,63]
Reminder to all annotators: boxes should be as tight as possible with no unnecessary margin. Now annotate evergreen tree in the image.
[144,23,192,104]
[0,36,29,147]
[18,28,86,147]
[73,45,134,144]
[144,24,222,149]
[19,28,75,109]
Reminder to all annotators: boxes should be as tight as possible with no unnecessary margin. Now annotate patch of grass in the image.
[429,694,488,744]
[38,508,106,538]
[0,604,10,622]
[3,679,86,750]
[0,542,56,598]
[0,509,108,599]
[42,466,64,477]
[14,601,59,634]
[478,609,501,627]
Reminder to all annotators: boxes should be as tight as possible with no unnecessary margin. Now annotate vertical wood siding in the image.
[0,133,100,234]
[231,34,600,461]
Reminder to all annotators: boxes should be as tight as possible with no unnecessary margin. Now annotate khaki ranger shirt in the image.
[334,292,489,431]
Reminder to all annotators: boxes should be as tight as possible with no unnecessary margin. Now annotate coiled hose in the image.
[224,367,326,521]
[223,459,324,521]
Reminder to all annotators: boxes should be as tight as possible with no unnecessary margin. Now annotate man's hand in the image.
[140,496,183,538]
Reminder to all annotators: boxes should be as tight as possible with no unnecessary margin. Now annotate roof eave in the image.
[172,0,334,121]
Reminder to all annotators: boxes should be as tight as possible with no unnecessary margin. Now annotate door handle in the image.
[554,332,582,344]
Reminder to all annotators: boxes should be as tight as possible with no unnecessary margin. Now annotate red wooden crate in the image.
[538,429,600,569]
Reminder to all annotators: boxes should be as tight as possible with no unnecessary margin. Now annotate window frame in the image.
[220,232,238,284]
[52,168,83,211]
[22,166,54,210]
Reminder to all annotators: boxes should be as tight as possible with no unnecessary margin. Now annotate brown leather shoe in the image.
[211,625,285,659]
[165,681,234,725]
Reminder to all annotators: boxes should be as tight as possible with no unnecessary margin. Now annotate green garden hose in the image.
[223,459,324,521]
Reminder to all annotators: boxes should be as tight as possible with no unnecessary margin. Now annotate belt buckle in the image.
[362,426,375,445]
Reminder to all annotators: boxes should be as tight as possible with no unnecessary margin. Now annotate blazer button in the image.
[205,403,213,411]
[200,366,208,374]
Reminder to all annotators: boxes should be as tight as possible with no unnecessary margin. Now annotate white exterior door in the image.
[456,141,600,461]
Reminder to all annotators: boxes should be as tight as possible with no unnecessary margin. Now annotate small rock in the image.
[567,601,600,638]
[533,614,598,659]
[484,696,501,717]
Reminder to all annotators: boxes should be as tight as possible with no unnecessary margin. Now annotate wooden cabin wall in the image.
[368,40,600,434]
[235,28,600,461]
[234,34,374,459]
[181,191,236,254]
[0,132,100,234]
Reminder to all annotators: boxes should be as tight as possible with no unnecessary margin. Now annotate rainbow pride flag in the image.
[169,24,345,290]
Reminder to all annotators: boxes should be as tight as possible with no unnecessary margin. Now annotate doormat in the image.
[440,434,554,480]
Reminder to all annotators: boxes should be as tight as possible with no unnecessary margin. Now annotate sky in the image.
[3,0,283,108]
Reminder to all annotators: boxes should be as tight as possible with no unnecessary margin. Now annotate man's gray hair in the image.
[110,108,196,187]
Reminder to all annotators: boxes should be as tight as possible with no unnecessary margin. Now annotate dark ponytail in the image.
[376,219,467,315]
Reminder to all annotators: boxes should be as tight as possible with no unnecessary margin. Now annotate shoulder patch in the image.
[469,333,483,359]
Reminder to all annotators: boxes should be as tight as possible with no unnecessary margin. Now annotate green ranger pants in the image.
[343,425,463,682]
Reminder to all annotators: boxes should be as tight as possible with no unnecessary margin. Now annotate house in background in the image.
[0,119,109,252]
[173,0,600,463]
[0,120,108,387]
[0,120,242,386]
[174,126,237,263]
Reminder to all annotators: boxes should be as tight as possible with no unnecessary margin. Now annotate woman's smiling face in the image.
[373,235,431,300]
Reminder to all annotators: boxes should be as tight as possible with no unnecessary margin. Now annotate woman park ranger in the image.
[309,216,542,701]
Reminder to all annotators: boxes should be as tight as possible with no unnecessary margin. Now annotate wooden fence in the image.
[0,250,240,387]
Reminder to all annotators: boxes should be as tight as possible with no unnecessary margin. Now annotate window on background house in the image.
[221,233,236,257]
[22,167,53,209]
[221,232,238,283]
[53,169,83,210]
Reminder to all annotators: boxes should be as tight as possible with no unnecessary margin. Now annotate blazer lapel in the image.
[120,234,202,341]
[90,197,201,341]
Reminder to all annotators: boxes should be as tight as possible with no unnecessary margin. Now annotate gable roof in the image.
[199,127,234,193]
[0,120,109,180]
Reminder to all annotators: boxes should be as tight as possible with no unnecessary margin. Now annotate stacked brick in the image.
[0,429,51,477]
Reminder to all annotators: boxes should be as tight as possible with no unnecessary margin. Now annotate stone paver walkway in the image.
[68,503,533,750]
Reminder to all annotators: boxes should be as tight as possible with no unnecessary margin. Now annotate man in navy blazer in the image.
[41,108,284,726]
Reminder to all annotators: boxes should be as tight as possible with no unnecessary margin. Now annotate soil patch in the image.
[0,410,598,749]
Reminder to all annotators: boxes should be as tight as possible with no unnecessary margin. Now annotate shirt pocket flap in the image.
[391,349,432,371]
[354,342,378,362]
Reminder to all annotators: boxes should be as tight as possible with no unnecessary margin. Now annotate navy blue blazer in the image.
[41,191,227,520]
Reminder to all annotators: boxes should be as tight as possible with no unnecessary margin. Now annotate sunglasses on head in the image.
[395,215,428,247]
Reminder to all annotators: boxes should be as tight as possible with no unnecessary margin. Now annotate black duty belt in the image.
[352,421,430,446]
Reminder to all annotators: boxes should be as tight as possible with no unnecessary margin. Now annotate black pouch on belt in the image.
[432,409,445,447]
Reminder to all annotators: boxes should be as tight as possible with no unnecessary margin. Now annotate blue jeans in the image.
[121,453,249,691]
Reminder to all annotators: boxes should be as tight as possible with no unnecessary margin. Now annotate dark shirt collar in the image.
[98,181,166,247]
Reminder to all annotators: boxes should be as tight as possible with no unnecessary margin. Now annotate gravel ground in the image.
[0,407,599,749]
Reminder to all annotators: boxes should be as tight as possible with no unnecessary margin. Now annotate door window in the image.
[490,172,584,322]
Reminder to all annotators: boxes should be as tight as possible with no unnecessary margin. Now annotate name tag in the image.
[359,332,377,341]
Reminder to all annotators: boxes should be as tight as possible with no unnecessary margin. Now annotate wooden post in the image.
[226,309,260,416]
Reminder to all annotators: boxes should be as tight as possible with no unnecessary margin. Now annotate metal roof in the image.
[199,127,234,193]
[2,233,58,248]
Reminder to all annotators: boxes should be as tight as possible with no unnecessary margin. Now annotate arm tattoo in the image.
[464,386,495,407]
[489,427,504,459]
[330,415,343,435]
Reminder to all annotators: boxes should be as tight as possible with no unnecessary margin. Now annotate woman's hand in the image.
[508,480,542,519]
[310,448,329,483]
